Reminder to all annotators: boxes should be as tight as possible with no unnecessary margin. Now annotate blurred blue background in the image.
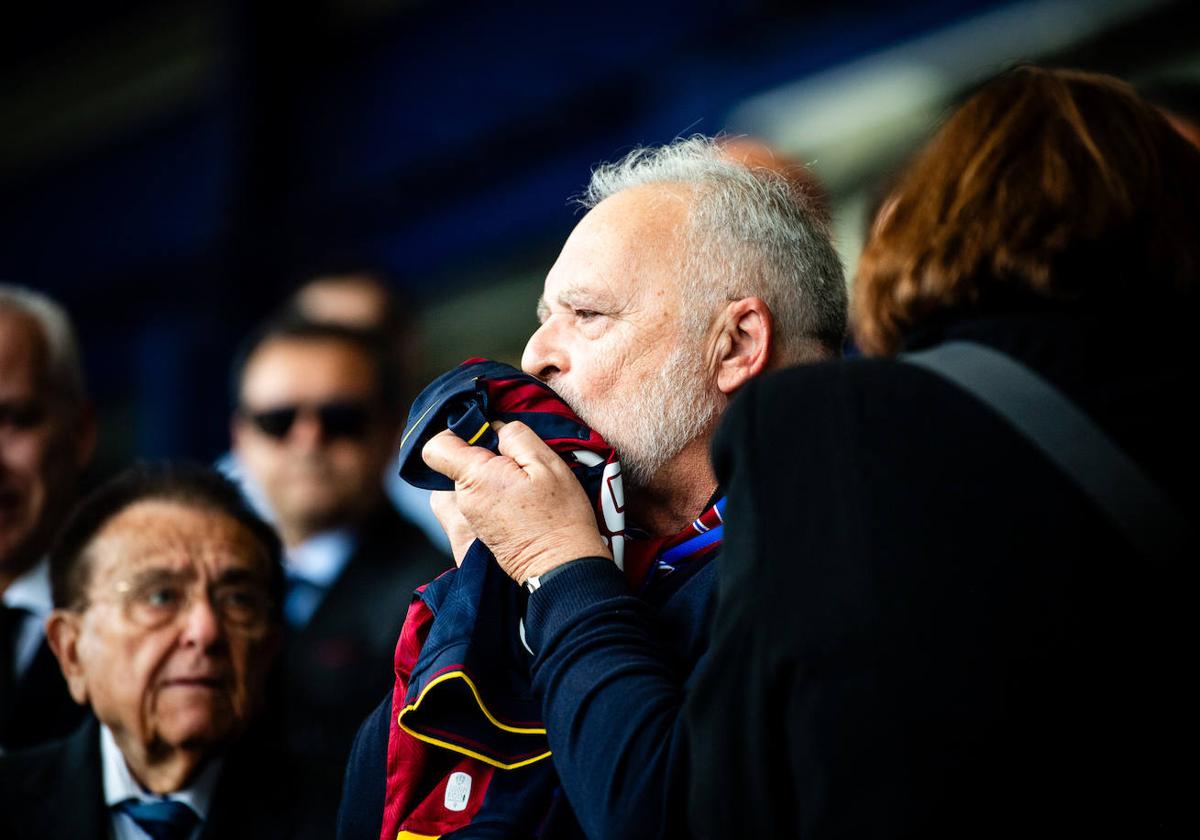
[3,0,1197,480]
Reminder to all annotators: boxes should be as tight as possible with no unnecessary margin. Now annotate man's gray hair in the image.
[0,284,88,416]
[581,136,846,362]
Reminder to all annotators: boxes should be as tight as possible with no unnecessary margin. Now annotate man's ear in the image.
[711,297,774,396]
[45,610,90,706]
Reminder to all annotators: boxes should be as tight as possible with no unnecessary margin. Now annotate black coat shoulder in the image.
[692,318,1197,837]
[0,719,107,840]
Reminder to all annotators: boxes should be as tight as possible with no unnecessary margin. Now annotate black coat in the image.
[0,717,337,840]
[279,503,449,775]
[686,310,1197,838]
[0,635,86,752]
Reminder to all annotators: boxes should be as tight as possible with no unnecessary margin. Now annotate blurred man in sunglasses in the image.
[230,318,447,778]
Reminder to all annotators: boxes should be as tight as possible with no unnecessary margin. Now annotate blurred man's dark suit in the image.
[281,503,448,774]
[1,604,85,752]
[0,717,335,839]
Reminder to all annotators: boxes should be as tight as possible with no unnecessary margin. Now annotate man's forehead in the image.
[246,336,369,374]
[539,279,623,308]
[542,186,692,300]
[87,500,267,581]
[573,187,689,251]
[241,337,376,401]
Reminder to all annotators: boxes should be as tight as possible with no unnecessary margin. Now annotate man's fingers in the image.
[423,421,563,491]
[422,428,497,481]
[430,490,475,567]
[429,489,459,521]
[495,420,563,470]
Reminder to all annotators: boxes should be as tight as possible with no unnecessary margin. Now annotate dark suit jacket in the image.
[687,310,1196,838]
[1,635,86,752]
[0,717,337,839]
[280,503,449,776]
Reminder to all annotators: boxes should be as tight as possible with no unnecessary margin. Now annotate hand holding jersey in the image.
[422,420,611,583]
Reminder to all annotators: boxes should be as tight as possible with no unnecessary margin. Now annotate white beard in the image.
[553,341,725,490]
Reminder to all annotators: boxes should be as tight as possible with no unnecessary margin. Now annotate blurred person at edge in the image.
[283,271,423,406]
[0,463,335,839]
[1139,77,1200,151]
[231,318,448,776]
[338,136,847,839]
[687,67,1200,838]
[718,135,832,228]
[0,285,94,753]
[281,271,448,552]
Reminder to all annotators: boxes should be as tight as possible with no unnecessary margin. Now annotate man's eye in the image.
[221,588,258,608]
[215,587,269,625]
[0,404,45,429]
[142,587,182,609]
[574,309,601,322]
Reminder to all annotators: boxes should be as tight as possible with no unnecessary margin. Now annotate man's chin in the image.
[281,495,353,530]
[153,696,242,753]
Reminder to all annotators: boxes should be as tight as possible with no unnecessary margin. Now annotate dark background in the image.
[3,0,1196,481]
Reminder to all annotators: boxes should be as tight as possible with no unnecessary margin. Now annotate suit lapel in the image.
[9,639,85,747]
[47,719,109,840]
[201,731,299,840]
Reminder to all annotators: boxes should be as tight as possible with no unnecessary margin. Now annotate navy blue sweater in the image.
[338,553,716,840]
[523,556,716,839]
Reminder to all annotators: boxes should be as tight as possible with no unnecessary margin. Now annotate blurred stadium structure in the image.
[2,0,1196,477]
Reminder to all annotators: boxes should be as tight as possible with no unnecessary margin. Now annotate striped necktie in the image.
[114,798,199,840]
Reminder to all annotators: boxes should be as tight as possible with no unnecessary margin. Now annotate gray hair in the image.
[0,284,88,416]
[581,135,847,362]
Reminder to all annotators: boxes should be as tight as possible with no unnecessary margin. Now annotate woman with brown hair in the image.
[687,67,1198,838]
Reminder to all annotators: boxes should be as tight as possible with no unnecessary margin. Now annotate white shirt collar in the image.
[1,558,53,618]
[286,528,357,588]
[100,724,223,819]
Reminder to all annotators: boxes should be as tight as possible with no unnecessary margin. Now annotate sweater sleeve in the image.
[523,558,701,840]
[336,692,390,840]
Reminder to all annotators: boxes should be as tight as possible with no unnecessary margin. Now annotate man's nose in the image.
[286,410,325,449]
[179,595,224,650]
[521,322,566,381]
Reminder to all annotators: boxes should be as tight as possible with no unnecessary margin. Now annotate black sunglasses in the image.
[242,400,375,441]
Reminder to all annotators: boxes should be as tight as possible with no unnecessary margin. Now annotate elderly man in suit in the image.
[0,285,94,753]
[0,463,335,839]
[231,318,448,774]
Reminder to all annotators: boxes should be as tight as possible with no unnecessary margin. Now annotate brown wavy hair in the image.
[852,66,1200,356]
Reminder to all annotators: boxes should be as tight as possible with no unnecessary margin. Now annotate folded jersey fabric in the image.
[383,359,633,838]
[383,358,725,839]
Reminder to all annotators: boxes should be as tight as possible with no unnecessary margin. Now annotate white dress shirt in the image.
[101,724,222,840]
[283,528,357,627]
[2,558,53,677]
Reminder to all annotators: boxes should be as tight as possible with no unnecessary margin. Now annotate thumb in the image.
[422,428,498,482]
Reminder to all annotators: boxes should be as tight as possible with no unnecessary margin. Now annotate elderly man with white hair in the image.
[0,285,95,753]
[338,136,846,840]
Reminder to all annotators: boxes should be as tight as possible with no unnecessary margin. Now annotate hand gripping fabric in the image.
[383,359,638,839]
[396,358,632,574]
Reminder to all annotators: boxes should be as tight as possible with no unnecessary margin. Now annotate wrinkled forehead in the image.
[543,186,693,304]
[85,499,270,588]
